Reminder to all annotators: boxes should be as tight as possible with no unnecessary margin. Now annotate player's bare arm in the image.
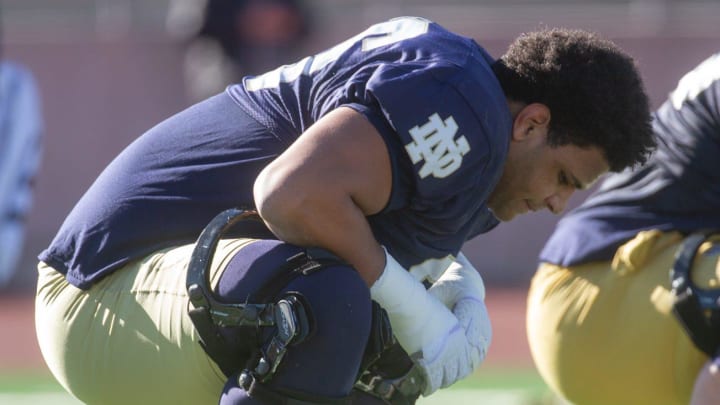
[254,106,391,285]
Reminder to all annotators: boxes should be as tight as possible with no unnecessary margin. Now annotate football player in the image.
[36,16,655,404]
[527,52,720,405]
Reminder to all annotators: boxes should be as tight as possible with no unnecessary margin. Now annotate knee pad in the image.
[187,208,374,399]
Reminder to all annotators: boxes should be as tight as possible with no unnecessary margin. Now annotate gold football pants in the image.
[35,239,256,405]
[527,230,719,405]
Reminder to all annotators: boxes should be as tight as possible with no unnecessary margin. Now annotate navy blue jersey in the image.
[541,53,720,267]
[40,17,511,289]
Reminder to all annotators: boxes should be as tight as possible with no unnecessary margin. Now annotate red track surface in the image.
[0,288,533,373]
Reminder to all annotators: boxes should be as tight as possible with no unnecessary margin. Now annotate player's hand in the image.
[428,253,486,306]
[428,253,492,348]
[370,248,485,396]
[428,253,492,360]
[412,319,484,396]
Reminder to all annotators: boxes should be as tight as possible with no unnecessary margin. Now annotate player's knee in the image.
[275,264,372,390]
[215,240,373,396]
[217,239,373,349]
[219,265,373,403]
[282,261,372,334]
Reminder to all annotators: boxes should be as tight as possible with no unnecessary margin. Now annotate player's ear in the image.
[512,103,551,141]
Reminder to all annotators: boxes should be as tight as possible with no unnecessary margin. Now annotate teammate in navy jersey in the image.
[527,52,720,405]
[36,17,655,404]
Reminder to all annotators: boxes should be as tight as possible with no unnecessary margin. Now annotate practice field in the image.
[2,289,552,404]
[0,368,553,405]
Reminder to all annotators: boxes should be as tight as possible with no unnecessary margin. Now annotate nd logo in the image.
[405,113,470,179]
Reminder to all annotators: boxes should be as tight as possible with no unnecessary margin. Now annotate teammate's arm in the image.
[253,106,390,285]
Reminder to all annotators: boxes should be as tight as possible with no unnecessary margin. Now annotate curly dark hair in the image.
[492,28,656,171]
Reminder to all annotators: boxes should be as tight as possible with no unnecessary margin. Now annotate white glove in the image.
[426,253,492,388]
[412,319,484,396]
[370,248,481,395]
[428,253,486,306]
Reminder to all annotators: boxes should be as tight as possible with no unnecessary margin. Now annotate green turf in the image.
[464,367,549,393]
[0,367,553,405]
[0,371,64,393]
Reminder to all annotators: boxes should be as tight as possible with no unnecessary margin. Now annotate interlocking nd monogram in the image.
[405,113,470,179]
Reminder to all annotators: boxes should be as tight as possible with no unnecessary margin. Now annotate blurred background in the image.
[4,0,720,292]
[1,0,720,402]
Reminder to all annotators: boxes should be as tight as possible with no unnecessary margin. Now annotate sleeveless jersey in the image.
[40,17,511,289]
[540,53,720,267]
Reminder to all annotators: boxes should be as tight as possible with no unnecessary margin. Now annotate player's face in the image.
[488,127,609,222]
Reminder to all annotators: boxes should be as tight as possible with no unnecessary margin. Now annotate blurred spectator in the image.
[0,55,44,287]
[171,0,312,102]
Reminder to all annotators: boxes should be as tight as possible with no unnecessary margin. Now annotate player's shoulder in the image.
[367,16,484,63]
[669,52,720,110]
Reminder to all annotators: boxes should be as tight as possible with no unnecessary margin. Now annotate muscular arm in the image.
[253,106,391,285]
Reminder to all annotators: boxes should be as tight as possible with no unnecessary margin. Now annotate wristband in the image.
[370,247,458,356]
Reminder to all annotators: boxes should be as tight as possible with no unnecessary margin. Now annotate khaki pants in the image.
[35,239,256,405]
[527,230,719,405]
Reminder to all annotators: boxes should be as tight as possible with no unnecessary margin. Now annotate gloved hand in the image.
[428,253,486,306]
[411,320,484,396]
[425,253,492,392]
[370,248,485,396]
